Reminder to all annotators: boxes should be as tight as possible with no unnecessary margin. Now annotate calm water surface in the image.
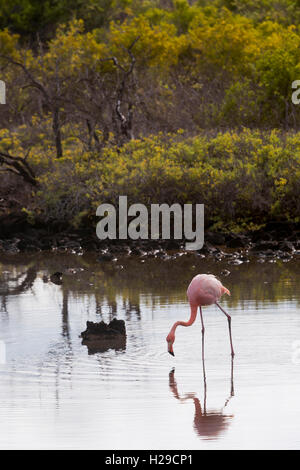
[0,252,299,449]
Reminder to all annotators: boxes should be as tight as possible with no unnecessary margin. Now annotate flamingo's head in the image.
[166,333,175,356]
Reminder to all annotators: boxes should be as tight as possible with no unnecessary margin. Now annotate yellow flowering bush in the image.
[7,128,295,228]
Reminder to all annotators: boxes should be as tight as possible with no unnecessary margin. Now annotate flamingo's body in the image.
[187,274,230,306]
[166,274,234,357]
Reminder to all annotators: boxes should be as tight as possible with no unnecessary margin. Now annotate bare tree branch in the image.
[0,151,38,186]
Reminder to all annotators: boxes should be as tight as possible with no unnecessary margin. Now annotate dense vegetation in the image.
[0,0,299,231]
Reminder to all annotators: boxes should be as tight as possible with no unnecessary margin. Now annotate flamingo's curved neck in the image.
[171,304,198,336]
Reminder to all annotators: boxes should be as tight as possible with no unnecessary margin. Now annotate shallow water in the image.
[0,251,299,450]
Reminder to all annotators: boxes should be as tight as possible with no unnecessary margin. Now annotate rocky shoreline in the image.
[0,212,299,264]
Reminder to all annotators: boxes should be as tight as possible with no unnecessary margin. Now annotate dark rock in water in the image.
[278,241,295,253]
[228,258,243,265]
[250,240,279,252]
[50,272,63,285]
[200,242,220,255]
[97,251,114,262]
[82,319,126,337]
[214,251,225,261]
[238,255,249,262]
[277,250,292,260]
[156,250,168,258]
[259,249,275,257]
[130,246,144,256]
[221,269,230,276]
[80,319,126,354]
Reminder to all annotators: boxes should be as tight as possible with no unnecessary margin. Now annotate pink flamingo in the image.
[166,274,234,357]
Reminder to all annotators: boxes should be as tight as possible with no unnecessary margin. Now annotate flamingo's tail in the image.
[222,286,231,296]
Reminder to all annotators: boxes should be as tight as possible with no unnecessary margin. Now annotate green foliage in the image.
[2,1,300,129]
[0,0,72,42]
[213,0,300,25]
[1,0,300,229]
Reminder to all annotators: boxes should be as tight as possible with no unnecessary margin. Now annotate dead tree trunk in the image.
[53,106,63,158]
[100,37,139,146]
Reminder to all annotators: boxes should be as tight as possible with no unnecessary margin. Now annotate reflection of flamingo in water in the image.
[166,274,234,357]
[169,355,234,440]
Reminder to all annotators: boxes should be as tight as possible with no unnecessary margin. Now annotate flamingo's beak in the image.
[167,341,175,356]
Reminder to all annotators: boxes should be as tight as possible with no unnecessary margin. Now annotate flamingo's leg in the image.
[215,302,235,357]
[199,306,206,376]
[199,306,205,334]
